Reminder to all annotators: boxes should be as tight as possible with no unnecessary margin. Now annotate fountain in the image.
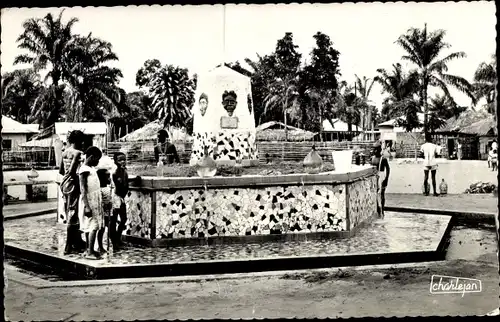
[3,7,456,281]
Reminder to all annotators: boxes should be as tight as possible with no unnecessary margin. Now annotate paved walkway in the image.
[386,193,497,214]
[3,201,57,219]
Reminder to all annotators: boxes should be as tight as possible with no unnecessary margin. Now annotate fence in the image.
[2,149,58,169]
[108,140,377,165]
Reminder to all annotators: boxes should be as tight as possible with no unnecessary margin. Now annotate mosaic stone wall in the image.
[155,184,347,239]
[347,176,378,230]
[124,190,152,238]
[190,131,258,164]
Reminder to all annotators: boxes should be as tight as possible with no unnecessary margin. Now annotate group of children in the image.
[74,146,129,260]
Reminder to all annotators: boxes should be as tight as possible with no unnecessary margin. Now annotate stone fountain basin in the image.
[55,166,379,247]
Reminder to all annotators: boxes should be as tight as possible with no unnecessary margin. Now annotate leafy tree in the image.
[262,33,302,141]
[136,60,197,131]
[1,69,42,123]
[301,32,342,135]
[14,10,78,128]
[136,59,162,88]
[395,23,476,135]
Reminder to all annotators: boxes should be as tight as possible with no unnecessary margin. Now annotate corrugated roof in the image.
[377,113,425,128]
[1,115,39,134]
[256,121,303,132]
[322,118,362,132]
[54,122,107,135]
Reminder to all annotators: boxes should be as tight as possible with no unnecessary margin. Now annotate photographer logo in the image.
[430,275,482,297]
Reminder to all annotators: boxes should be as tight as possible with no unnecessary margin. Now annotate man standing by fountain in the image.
[371,141,390,218]
[154,130,180,165]
[420,133,441,196]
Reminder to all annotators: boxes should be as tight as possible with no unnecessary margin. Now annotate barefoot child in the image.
[78,146,104,259]
[110,152,129,249]
[96,156,113,254]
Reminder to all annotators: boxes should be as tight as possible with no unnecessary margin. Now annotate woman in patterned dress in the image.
[78,146,104,260]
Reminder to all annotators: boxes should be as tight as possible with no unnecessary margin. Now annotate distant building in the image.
[1,115,39,151]
[321,118,363,141]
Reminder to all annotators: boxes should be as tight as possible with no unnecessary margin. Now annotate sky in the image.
[1,1,496,110]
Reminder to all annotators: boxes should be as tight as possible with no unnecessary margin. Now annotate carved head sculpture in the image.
[247,94,253,115]
[222,90,237,117]
[199,93,208,116]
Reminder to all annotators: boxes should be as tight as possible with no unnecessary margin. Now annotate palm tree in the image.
[263,73,300,142]
[14,10,79,128]
[395,23,476,135]
[63,33,124,123]
[354,75,375,133]
[473,55,497,131]
[244,54,278,126]
[304,87,335,141]
[334,81,362,132]
[1,69,43,123]
[375,63,421,122]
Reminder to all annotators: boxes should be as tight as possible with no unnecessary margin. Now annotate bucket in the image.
[332,150,354,173]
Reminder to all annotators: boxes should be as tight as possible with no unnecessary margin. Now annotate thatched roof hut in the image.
[461,115,496,136]
[118,121,192,142]
[256,121,317,141]
[438,109,492,133]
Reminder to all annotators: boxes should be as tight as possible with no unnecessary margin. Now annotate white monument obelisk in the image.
[190,5,258,166]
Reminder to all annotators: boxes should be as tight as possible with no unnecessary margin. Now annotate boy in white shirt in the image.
[420,134,441,196]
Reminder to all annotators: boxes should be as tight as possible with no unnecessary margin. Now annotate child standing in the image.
[490,149,497,171]
[110,152,129,249]
[96,156,114,254]
[78,146,104,260]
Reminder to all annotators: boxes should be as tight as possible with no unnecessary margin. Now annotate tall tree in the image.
[262,33,302,140]
[1,69,42,123]
[136,60,197,131]
[302,32,342,136]
[395,23,476,135]
[14,10,78,128]
[354,75,375,132]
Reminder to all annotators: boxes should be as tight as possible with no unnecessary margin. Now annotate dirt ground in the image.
[5,224,499,320]
[4,258,498,320]
[386,160,497,194]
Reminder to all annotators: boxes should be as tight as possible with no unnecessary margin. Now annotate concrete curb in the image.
[3,208,57,221]
[385,206,496,224]
[4,261,444,289]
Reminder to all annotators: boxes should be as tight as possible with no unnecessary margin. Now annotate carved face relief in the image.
[199,93,209,116]
[222,90,237,117]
